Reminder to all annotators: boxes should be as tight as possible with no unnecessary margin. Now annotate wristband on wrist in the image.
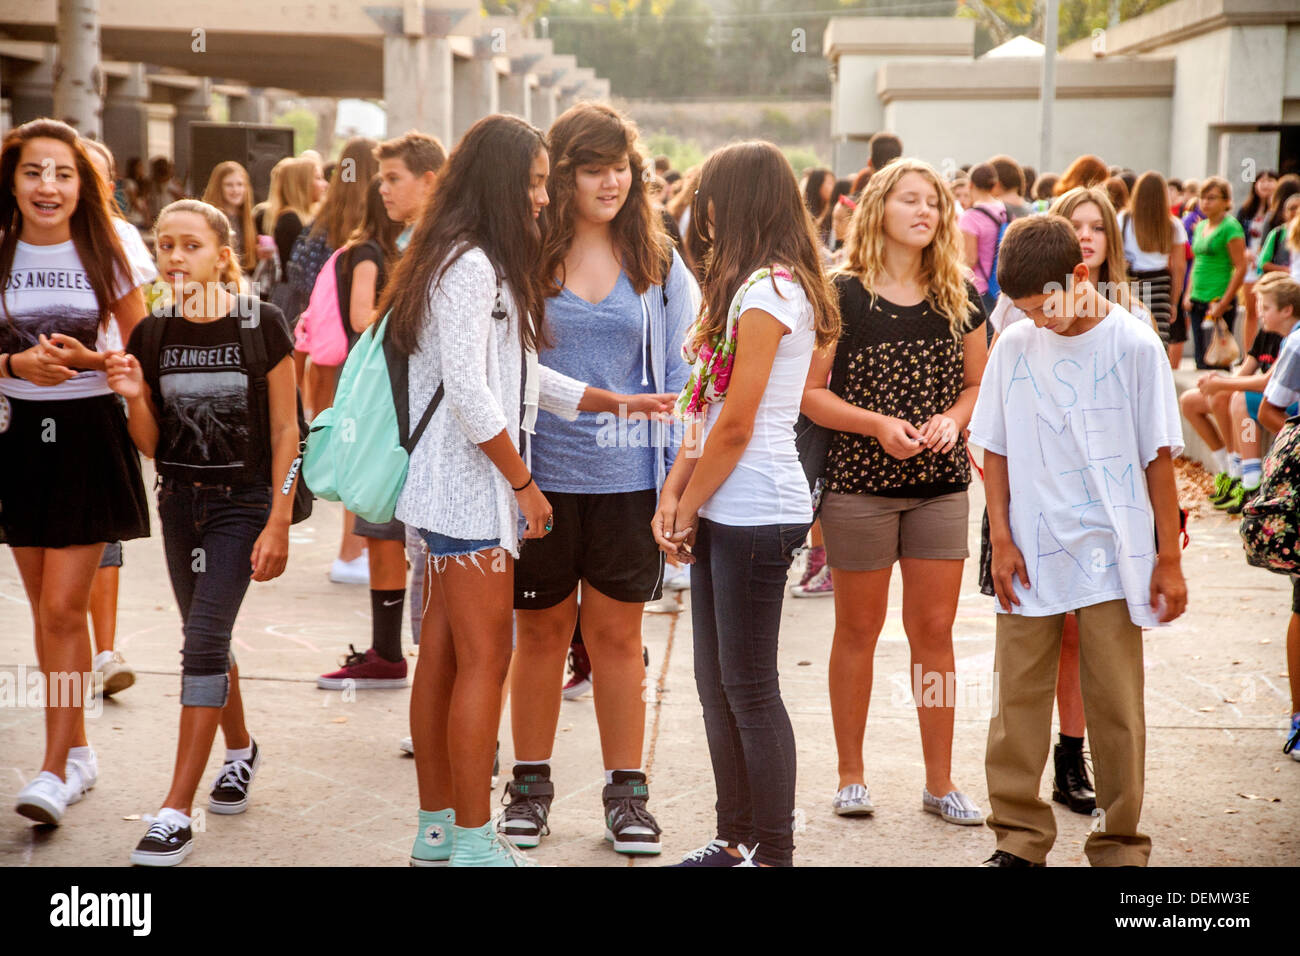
[3,353,15,379]
[511,475,533,492]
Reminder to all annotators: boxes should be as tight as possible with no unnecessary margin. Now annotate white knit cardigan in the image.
[395,246,587,556]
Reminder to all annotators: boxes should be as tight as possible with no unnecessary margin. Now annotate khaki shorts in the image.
[820,490,970,571]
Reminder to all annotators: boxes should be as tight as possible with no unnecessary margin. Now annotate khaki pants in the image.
[985,599,1152,866]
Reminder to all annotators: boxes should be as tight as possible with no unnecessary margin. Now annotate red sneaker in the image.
[562,641,592,700]
[796,545,826,589]
[317,645,408,689]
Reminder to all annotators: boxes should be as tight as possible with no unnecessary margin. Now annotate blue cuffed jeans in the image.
[158,479,270,707]
[690,517,810,867]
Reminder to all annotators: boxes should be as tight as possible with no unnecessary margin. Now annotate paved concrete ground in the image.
[1,465,1296,867]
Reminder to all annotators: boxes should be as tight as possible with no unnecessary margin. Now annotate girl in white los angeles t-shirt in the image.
[0,119,150,829]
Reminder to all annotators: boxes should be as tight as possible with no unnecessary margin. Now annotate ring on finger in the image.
[544,514,554,533]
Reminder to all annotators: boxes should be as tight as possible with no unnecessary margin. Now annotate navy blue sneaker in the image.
[667,839,757,867]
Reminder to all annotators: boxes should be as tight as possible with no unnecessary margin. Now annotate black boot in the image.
[1052,743,1096,814]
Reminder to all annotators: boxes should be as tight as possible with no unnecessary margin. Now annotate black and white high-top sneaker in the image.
[499,764,554,848]
[603,771,662,855]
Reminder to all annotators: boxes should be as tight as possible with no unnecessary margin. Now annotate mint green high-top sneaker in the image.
[449,820,536,867]
[410,808,454,866]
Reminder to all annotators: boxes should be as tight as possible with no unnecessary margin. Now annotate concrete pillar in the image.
[170,78,213,193]
[452,44,500,145]
[499,73,531,123]
[54,0,103,136]
[102,63,149,174]
[229,90,270,125]
[1217,130,1281,186]
[384,34,453,147]
[8,49,56,127]
[530,83,558,131]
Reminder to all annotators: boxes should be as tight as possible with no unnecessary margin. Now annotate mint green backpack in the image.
[301,312,442,524]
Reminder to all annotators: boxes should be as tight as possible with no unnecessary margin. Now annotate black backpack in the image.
[138,302,314,523]
[271,226,332,326]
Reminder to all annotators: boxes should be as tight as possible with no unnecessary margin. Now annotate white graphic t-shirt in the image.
[0,238,133,401]
[969,304,1184,627]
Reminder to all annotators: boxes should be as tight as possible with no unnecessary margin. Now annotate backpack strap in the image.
[138,312,168,404]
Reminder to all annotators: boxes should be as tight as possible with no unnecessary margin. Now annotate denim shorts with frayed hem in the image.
[416,528,501,560]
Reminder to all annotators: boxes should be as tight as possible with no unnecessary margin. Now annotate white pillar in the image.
[54,0,103,136]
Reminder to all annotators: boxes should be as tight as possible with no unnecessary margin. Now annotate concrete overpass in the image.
[0,0,611,176]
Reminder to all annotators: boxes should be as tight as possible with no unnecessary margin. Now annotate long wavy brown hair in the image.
[201,160,257,269]
[687,141,839,351]
[381,115,550,356]
[310,136,379,248]
[0,119,132,328]
[836,158,972,338]
[541,103,668,296]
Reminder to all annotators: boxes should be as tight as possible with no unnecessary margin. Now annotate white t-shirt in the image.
[0,238,133,400]
[98,218,158,352]
[969,304,1184,627]
[1121,214,1187,273]
[1263,325,1300,410]
[698,274,815,526]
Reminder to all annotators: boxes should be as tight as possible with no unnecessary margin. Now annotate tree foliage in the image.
[488,0,1180,100]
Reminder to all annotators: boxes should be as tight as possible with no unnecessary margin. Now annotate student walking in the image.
[653,141,840,867]
[971,215,1186,867]
[201,161,258,273]
[502,103,687,856]
[108,200,299,865]
[802,159,988,828]
[2,119,150,826]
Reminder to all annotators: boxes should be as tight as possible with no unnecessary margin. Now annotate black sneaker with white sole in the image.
[130,813,193,867]
[603,771,662,855]
[499,764,553,848]
[208,739,260,814]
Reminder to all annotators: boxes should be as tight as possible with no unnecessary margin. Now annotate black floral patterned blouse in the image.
[825,275,986,499]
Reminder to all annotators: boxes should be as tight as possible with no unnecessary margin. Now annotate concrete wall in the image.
[881,95,1173,176]
[1286,24,1300,99]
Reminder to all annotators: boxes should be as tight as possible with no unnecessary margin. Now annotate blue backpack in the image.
[300,312,441,524]
[972,206,1008,298]
[301,269,507,524]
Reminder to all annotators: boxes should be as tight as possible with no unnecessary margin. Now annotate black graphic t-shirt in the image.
[826,275,986,499]
[1249,329,1282,373]
[127,300,292,485]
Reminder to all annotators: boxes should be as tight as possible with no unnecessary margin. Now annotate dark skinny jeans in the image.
[690,517,810,866]
[158,479,270,707]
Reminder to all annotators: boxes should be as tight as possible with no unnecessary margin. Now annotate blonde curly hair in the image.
[835,158,972,338]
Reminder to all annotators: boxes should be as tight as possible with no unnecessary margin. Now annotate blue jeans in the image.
[690,517,810,866]
[158,480,270,707]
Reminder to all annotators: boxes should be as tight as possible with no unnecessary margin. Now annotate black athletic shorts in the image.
[514,489,664,610]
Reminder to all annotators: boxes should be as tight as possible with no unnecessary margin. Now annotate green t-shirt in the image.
[1190,215,1244,301]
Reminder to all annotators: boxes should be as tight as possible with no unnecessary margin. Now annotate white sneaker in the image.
[93,649,135,696]
[63,749,99,805]
[15,771,68,825]
[328,553,370,585]
[399,736,414,755]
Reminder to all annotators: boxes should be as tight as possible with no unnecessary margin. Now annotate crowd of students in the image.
[2,108,1297,869]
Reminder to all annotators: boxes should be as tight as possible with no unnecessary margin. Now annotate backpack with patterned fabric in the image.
[1240,416,1300,574]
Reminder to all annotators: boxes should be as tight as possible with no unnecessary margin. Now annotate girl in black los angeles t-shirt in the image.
[106,199,299,867]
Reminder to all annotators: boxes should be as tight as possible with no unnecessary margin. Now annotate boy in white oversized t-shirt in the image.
[969,215,1187,868]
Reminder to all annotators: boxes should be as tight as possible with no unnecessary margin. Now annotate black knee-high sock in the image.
[371,589,405,662]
